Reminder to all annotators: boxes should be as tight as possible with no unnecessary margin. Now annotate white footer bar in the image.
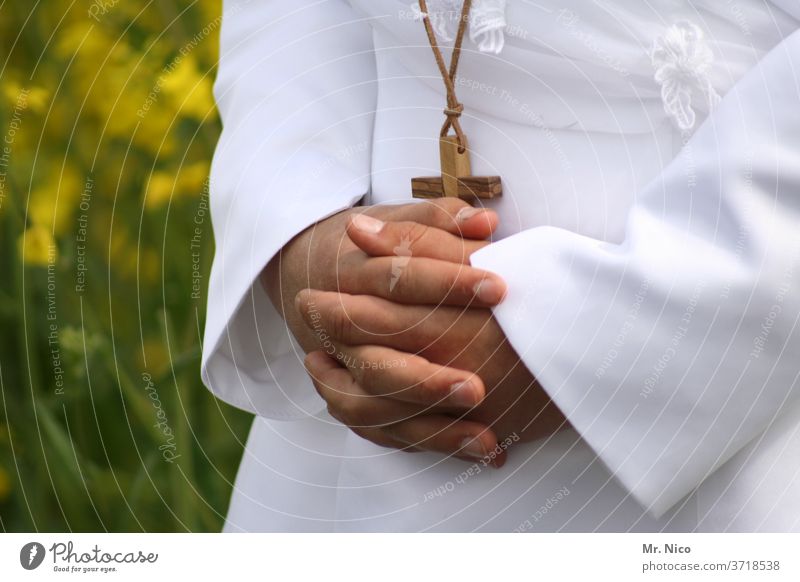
[1,533,798,581]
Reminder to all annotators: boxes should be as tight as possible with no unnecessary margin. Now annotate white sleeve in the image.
[471,29,800,517]
[201,0,377,419]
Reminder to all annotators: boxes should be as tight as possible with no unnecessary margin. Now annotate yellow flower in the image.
[1,83,48,138]
[108,227,139,279]
[144,172,175,210]
[134,114,178,156]
[26,87,50,113]
[55,21,121,63]
[3,81,24,106]
[144,162,209,210]
[161,56,215,121]
[19,225,57,266]
[29,165,82,235]
[177,161,210,197]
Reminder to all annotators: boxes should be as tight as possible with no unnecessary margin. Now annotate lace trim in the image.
[411,0,508,54]
[650,21,721,132]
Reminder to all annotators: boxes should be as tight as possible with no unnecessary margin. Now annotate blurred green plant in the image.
[0,1,252,531]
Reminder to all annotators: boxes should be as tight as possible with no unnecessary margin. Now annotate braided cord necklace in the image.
[411,0,503,203]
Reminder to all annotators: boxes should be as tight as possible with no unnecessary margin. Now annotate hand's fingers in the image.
[365,198,499,240]
[385,416,506,468]
[296,290,490,362]
[335,344,485,408]
[305,351,503,463]
[304,352,420,451]
[346,216,488,263]
[343,255,506,307]
[304,351,427,427]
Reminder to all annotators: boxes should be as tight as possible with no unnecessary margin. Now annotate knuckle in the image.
[328,302,353,341]
[413,202,438,226]
[340,263,368,295]
[434,197,469,222]
[421,334,452,364]
[380,220,404,243]
[436,266,461,300]
[336,258,360,292]
[415,378,443,405]
[357,362,380,393]
[389,257,414,297]
[392,221,427,251]
[339,395,370,427]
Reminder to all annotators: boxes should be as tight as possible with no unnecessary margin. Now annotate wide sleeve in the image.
[471,29,800,516]
[201,0,377,419]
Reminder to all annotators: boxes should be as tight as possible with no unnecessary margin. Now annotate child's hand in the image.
[297,289,569,464]
[261,197,503,353]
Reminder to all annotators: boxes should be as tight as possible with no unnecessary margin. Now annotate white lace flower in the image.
[469,0,507,53]
[411,0,508,54]
[650,21,721,132]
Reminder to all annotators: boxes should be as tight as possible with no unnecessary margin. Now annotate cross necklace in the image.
[411,0,502,204]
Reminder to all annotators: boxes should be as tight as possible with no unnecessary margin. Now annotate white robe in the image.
[201,0,800,531]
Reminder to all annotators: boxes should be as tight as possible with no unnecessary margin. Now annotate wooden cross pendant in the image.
[412,135,502,204]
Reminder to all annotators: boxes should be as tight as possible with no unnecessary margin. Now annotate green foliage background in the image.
[0,1,252,531]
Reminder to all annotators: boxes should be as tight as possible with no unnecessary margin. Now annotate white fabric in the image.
[203,0,800,531]
[203,0,376,419]
[411,0,509,53]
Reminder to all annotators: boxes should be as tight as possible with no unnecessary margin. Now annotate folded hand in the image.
[294,206,568,466]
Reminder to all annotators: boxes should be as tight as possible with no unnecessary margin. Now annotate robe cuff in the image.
[471,29,800,517]
[201,174,365,420]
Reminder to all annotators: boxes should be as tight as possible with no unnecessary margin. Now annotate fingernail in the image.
[294,289,311,313]
[456,207,483,223]
[352,214,385,234]
[449,380,478,407]
[459,437,488,460]
[473,278,506,303]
